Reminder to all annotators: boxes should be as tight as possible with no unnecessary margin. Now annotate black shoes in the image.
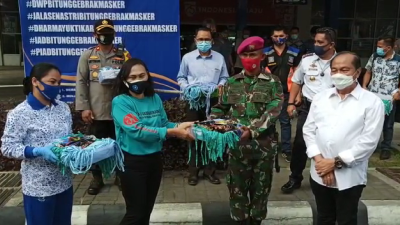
[380,150,392,160]
[281,180,301,194]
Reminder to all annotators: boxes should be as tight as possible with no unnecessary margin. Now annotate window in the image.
[336,0,400,58]
[1,11,21,54]
[376,0,399,18]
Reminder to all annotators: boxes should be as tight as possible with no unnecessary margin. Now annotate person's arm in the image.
[177,56,189,89]
[293,53,303,101]
[363,54,374,88]
[75,52,91,111]
[249,77,284,139]
[303,98,321,159]
[289,60,304,103]
[0,109,36,159]
[338,99,385,167]
[218,58,229,86]
[112,98,173,142]
[210,83,231,119]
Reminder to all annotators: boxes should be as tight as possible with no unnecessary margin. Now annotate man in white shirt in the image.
[303,51,385,225]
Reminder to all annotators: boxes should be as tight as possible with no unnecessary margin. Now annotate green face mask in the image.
[291,34,298,40]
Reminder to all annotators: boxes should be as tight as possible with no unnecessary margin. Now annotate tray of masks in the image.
[50,133,124,176]
[189,119,243,141]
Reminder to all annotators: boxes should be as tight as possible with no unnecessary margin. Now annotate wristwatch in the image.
[334,156,344,169]
[288,102,295,106]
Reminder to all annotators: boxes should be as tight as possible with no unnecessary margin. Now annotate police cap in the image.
[237,36,264,54]
[94,19,114,33]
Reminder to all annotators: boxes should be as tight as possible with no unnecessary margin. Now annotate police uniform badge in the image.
[288,56,294,64]
[310,76,316,81]
[92,71,98,78]
[102,20,108,25]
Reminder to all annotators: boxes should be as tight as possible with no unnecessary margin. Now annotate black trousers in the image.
[310,177,365,225]
[118,151,163,225]
[186,98,218,176]
[89,120,116,174]
[289,101,310,182]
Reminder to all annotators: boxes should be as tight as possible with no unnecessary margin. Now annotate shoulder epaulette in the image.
[232,73,245,80]
[264,46,274,55]
[302,53,314,58]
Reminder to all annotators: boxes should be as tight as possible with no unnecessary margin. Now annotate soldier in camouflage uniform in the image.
[210,36,283,225]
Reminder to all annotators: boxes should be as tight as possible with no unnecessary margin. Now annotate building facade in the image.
[0,0,399,66]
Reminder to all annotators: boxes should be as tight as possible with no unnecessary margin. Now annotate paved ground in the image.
[3,169,400,208]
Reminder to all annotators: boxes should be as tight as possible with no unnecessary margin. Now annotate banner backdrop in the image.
[19,0,181,102]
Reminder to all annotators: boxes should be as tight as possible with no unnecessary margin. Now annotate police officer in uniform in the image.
[75,19,131,195]
[262,25,302,163]
[281,27,337,194]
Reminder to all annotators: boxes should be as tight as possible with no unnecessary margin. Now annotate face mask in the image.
[97,33,114,45]
[376,47,386,56]
[125,80,149,94]
[291,34,298,40]
[37,81,60,101]
[273,37,287,45]
[241,57,261,72]
[331,73,355,90]
[196,41,212,52]
[314,44,329,56]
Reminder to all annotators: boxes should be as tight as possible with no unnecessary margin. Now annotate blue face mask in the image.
[376,47,385,56]
[37,81,60,101]
[196,41,212,52]
[314,44,329,56]
[273,37,287,45]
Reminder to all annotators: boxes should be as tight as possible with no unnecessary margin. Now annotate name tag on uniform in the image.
[308,62,318,71]
[268,56,274,63]
[89,55,99,59]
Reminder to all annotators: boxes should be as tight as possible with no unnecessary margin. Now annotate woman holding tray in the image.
[1,63,73,225]
[112,58,195,225]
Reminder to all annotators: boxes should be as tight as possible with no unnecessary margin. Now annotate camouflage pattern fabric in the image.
[210,71,283,222]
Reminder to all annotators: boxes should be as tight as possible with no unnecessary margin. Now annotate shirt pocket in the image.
[227,83,246,117]
[304,70,321,85]
[88,59,101,82]
[386,62,399,79]
[247,81,272,118]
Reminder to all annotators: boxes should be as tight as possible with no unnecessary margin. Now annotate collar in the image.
[329,83,362,100]
[196,50,213,59]
[27,93,58,110]
[386,51,395,60]
[232,71,270,80]
[318,51,337,61]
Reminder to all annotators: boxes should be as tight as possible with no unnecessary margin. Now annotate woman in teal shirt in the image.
[112,58,194,225]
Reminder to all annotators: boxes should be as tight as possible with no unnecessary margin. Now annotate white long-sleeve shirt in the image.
[1,94,73,197]
[303,84,385,190]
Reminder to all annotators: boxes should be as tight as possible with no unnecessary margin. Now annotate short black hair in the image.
[310,25,321,35]
[195,27,212,36]
[272,25,288,35]
[22,63,61,95]
[316,27,337,43]
[377,36,396,47]
[291,26,300,32]
[330,51,361,69]
[113,58,155,98]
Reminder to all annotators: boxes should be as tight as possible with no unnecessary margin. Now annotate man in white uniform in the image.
[281,27,337,194]
[303,51,384,225]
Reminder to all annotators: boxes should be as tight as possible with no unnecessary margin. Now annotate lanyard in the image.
[314,52,337,76]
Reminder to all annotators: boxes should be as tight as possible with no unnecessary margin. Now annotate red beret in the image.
[237,36,264,54]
